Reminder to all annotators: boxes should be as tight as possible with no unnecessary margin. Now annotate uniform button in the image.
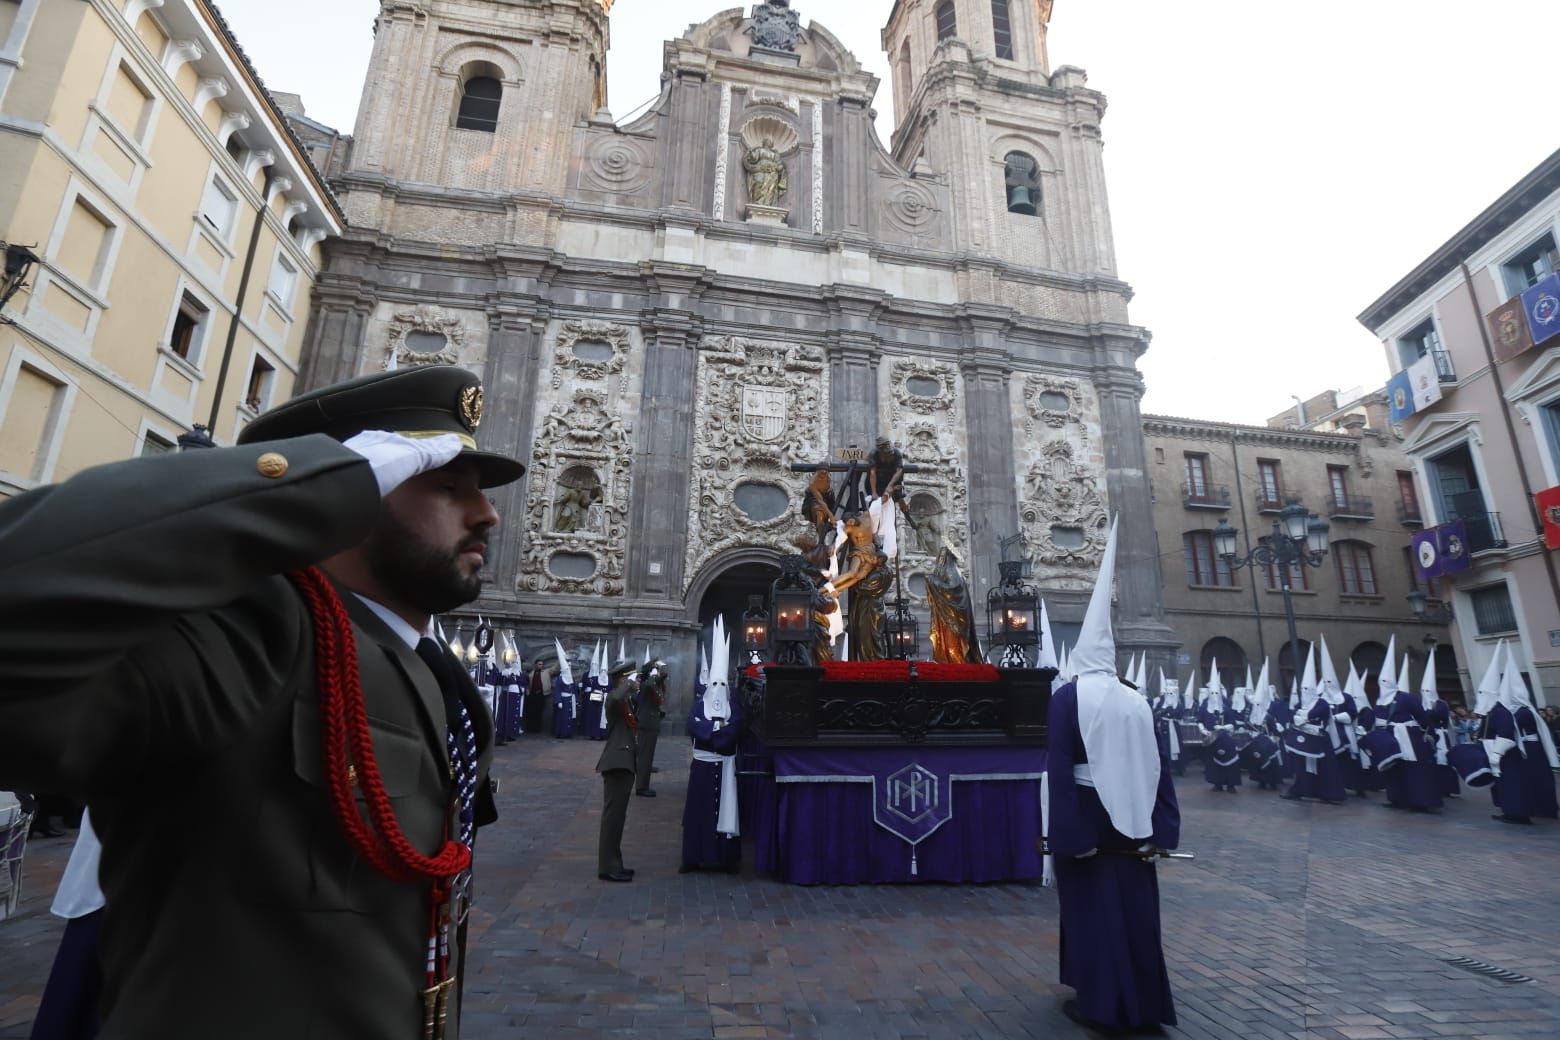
[257,452,289,478]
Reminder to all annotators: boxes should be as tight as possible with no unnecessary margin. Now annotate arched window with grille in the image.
[1003,151,1041,215]
[990,0,1014,59]
[456,70,502,132]
[935,0,958,41]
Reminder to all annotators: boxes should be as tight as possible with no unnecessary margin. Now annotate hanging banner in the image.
[1522,273,1560,347]
[1438,519,1472,576]
[1488,295,1535,363]
[1408,352,1445,410]
[1413,527,1443,580]
[1387,368,1416,422]
[1538,486,1560,551]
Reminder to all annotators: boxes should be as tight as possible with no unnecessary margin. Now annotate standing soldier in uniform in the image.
[0,365,522,1039]
[596,660,640,882]
[634,661,667,798]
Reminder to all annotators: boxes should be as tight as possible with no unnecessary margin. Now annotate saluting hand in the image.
[343,430,464,497]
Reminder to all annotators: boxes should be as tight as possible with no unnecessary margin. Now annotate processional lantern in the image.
[743,594,771,665]
[987,559,1039,667]
[769,555,814,666]
[885,602,920,661]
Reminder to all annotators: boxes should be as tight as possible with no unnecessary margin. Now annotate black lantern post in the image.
[885,601,920,661]
[986,560,1039,667]
[1214,500,1331,690]
[770,554,814,666]
[0,242,40,321]
[742,594,771,666]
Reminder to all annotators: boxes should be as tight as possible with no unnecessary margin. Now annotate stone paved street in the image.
[5,737,1560,1040]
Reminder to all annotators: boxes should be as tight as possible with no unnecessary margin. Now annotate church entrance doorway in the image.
[696,561,780,667]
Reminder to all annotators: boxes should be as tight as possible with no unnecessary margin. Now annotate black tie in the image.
[415,637,465,736]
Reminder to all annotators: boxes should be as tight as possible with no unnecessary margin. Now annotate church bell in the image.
[1005,184,1038,216]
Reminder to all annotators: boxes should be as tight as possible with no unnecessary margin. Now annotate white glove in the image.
[343,430,463,497]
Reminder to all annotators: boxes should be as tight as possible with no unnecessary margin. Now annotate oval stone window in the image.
[1050,525,1086,550]
[907,573,929,599]
[1038,391,1072,413]
[905,376,942,398]
[547,552,597,579]
[571,338,616,362]
[405,331,448,354]
[732,482,789,522]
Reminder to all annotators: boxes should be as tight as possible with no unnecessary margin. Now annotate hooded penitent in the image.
[1473,641,1504,716]
[1501,648,1560,768]
[1067,517,1159,841]
[1249,659,1273,724]
[1317,634,1344,707]
[1182,669,1197,713]
[1377,636,1399,706]
[704,617,740,837]
[1038,599,1059,670]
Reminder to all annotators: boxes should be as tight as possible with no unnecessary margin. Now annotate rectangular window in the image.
[140,431,175,456]
[1541,401,1560,477]
[167,291,208,362]
[1334,542,1377,596]
[1469,584,1518,636]
[199,176,238,239]
[245,354,275,412]
[56,197,113,289]
[1327,465,1350,509]
[1257,459,1282,506]
[1184,453,1209,496]
[226,134,245,164]
[1402,546,1439,597]
[105,62,153,141]
[0,364,67,481]
[268,252,298,311]
[990,0,1014,59]
[1396,318,1454,381]
[935,0,957,40]
[1502,233,1557,297]
[1183,531,1234,588]
[1263,558,1308,592]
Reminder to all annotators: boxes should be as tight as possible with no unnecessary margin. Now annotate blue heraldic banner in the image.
[1522,273,1560,347]
[1387,369,1416,422]
[1438,519,1472,575]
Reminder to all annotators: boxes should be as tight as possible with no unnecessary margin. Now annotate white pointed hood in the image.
[1058,643,1070,682]
[1419,645,1440,712]
[1317,634,1344,705]
[1344,661,1359,704]
[1068,517,1159,841]
[1288,676,1299,710]
[1037,600,1059,669]
[704,616,732,721]
[698,642,710,689]
[1474,641,1504,715]
[1136,654,1150,693]
[1182,669,1197,712]
[554,639,573,686]
[1300,643,1319,705]
[619,637,627,663]
[1377,636,1399,706]
[1501,648,1559,767]
[1249,659,1272,723]
[1401,652,1412,701]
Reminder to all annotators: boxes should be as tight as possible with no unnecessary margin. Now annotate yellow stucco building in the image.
[0,0,341,496]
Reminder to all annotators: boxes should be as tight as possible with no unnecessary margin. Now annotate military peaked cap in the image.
[238,365,524,488]
[608,659,638,678]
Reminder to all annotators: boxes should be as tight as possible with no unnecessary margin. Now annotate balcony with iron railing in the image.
[1328,493,1375,521]
[1183,482,1231,510]
[1430,349,1457,384]
[1255,491,1284,514]
[1457,511,1507,554]
[1397,500,1424,526]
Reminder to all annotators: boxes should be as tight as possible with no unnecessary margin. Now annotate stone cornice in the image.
[1142,414,1367,454]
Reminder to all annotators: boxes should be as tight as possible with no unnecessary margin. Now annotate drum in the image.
[1282,727,1326,761]
[1447,743,1493,788]
[1359,727,1404,772]
[1176,720,1208,747]
[1243,733,1279,770]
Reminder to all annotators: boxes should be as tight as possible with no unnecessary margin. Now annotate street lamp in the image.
[743,594,770,665]
[1214,503,1331,691]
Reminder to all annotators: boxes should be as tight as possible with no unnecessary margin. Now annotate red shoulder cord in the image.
[288,567,471,898]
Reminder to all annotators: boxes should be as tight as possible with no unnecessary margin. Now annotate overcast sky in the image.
[222,1,1558,424]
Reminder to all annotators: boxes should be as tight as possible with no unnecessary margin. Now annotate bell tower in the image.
[880,1,1117,277]
[346,0,612,196]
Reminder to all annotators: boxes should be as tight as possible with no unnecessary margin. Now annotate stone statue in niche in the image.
[750,1,803,52]
[743,138,788,207]
[552,468,604,534]
[906,495,945,555]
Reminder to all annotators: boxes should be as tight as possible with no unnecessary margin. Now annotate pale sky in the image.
[221,0,1558,424]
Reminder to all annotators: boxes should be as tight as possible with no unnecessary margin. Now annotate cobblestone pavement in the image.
[5,738,1559,1039]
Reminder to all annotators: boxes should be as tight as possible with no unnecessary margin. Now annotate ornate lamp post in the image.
[1214,501,1330,689]
[743,594,771,666]
[986,560,1040,667]
[770,555,814,666]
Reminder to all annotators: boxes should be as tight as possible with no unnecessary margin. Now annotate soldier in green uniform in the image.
[0,365,524,1040]
[596,660,640,882]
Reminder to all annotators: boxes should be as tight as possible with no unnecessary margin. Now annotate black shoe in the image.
[1492,814,1533,825]
[650,767,660,773]
[28,824,63,838]
[678,864,695,874]
[623,868,636,877]
[598,871,633,882]
[1062,998,1120,1035]
[1281,793,1301,801]
[635,789,657,797]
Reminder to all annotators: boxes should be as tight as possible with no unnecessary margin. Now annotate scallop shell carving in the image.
[739,114,800,156]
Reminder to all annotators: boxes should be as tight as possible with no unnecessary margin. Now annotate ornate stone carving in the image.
[581,135,651,194]
[896,420,970,567]
[714,83,733,219]
[747,90,800,115]
[1022,374,1086,434]
[1020,440,1109,568]
[520,389,633,596]
[811,99,824,234]
[385,304,464,368]
[891,359,957,415]
[883,181,940,237]
[552,319,632,390]
[686,337,829,589]
[750,1,803,52]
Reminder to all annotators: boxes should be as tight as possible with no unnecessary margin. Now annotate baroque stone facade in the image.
[296,0,1175,688]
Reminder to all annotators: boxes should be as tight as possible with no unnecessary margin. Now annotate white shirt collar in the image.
[352,593,434,650]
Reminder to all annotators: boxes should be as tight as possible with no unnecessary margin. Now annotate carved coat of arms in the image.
[751,2,803,52]
[740,385,789,442]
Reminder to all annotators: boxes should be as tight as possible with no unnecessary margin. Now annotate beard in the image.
[362,506,484,615]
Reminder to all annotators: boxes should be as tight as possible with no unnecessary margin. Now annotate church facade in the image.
[298,0,1176,680]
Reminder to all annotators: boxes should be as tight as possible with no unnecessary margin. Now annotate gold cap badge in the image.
[458,385,483,432]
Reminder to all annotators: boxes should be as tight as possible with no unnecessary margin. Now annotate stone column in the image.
[480,301,550,608]
[822,286,884,455]
[296,264,376,392]
[1092,354,1178,665]
[959,353,1019,609]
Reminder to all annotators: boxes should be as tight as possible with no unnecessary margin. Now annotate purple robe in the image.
[1285,700,1347,802]
[1047,681,1179,1032]
[1514,706,1559,818]
[550,677,577,738]
[681,698,744,870]
[1383,692,1442,811]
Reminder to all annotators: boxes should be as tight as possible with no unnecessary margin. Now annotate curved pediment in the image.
[680,5,864,78]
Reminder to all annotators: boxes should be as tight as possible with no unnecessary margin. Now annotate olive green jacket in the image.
[594,679,639,774]
[0,436,493,1040]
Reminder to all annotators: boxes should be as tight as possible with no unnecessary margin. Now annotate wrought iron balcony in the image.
[1397,500,1424,526]
[1183,482,1230,510]
[1460,511,1507,554]
[1328,493,1374,521]
[1431,349,1457,384]
[1255,493,1285,514]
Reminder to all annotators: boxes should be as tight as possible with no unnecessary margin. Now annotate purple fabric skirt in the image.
[1055,852,1176,1030]
[681,758,741,870]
